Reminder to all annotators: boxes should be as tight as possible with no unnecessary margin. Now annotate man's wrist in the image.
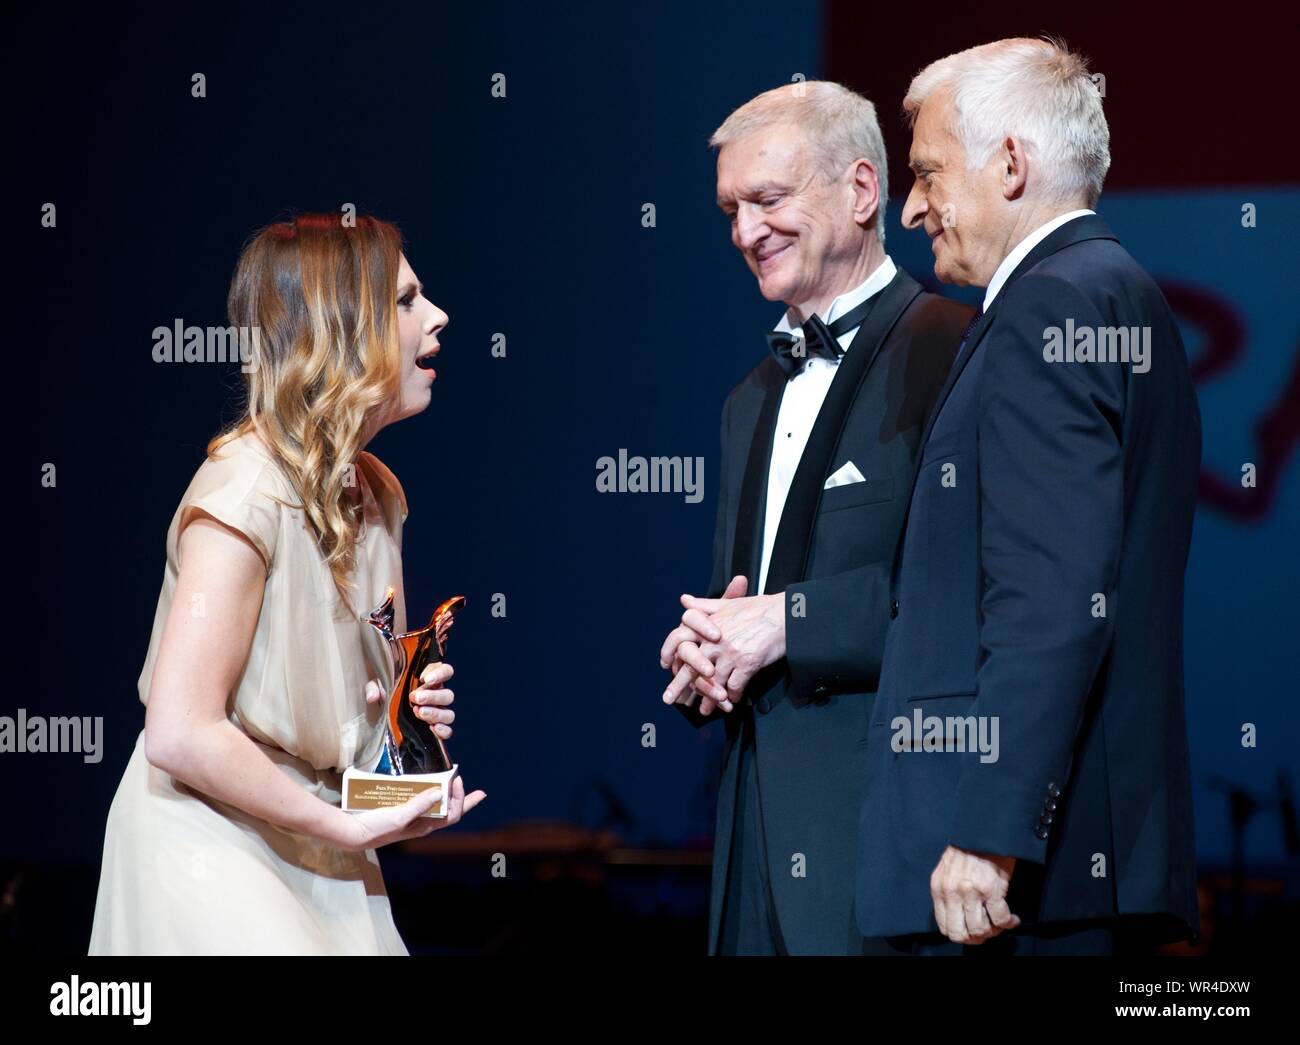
[771,592,788,660]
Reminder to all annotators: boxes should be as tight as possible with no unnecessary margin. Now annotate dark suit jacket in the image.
[679,267,973,954]
[855,215,1201,943]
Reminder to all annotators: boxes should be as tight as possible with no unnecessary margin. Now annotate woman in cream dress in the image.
[90,215,485,955]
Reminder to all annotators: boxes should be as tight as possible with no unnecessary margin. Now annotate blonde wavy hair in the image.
[209,213,404,614]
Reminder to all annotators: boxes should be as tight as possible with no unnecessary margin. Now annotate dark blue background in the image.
[10,0,1297,952]
[17,0,822,869]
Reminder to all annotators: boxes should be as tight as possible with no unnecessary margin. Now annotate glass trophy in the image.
[342,587,465,819]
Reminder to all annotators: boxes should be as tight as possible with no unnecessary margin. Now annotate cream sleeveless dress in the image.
[89,431,413,955]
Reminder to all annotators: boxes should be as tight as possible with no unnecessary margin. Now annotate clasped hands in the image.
[657,576,1021,944]
[658,574,786,715]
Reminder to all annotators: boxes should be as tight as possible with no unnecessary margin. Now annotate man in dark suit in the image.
[658,81,972,955]
[854,38,1201,954]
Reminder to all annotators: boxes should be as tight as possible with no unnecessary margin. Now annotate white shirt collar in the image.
[775,255,897,339]
[982,210,1094,312]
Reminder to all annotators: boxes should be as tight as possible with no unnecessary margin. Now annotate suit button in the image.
[1045,798,1057,812]
[1047,782,1061,798]
[1035,826,1050,840]
[1039,812,1054,826]
[890,599,899,620]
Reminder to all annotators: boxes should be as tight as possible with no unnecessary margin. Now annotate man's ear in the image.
[1002,136,1028,201]
[851,158,881,228]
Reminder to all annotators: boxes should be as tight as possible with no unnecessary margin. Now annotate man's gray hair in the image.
[904,37,1110,207]
[710,80,889,244]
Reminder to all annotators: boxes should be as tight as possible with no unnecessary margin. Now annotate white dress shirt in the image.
[756,255,897,594]
[982,209,1094,312]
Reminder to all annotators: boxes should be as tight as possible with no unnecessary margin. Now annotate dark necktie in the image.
[953,308,984,365]
[765,291,881,379]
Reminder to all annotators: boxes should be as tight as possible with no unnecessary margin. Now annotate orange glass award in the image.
[341,588,465,818]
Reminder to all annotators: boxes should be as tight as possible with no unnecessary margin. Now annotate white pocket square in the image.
[823,461,866,489]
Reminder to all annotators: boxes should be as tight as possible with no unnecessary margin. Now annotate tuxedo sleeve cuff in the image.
[785,564,890,700]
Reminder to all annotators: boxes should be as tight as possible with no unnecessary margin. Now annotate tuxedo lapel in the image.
[763,269,923,594]
[730,363,785,591]
[915,306,995,457]
[887,304,995,597]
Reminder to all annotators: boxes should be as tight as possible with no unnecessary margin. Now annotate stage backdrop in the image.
[10,1,1298,934]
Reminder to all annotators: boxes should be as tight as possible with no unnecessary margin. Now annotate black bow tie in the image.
[765,292,881,378]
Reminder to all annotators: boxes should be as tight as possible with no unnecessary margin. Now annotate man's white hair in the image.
[904,37,1110,207]
[710,81,889,244]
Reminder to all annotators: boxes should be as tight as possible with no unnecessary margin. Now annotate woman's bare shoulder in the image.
[357,450,409,523]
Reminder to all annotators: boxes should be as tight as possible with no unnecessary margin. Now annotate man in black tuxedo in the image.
[658,81,972,954]
[854,38,1201,954]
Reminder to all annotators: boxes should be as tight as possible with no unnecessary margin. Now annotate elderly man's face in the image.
[716,123,858,309]
[901,88,1007,287]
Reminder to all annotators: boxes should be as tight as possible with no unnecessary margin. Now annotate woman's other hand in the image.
[366,665,457,738]
[410,662,456,739]
[366,662,455,739]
